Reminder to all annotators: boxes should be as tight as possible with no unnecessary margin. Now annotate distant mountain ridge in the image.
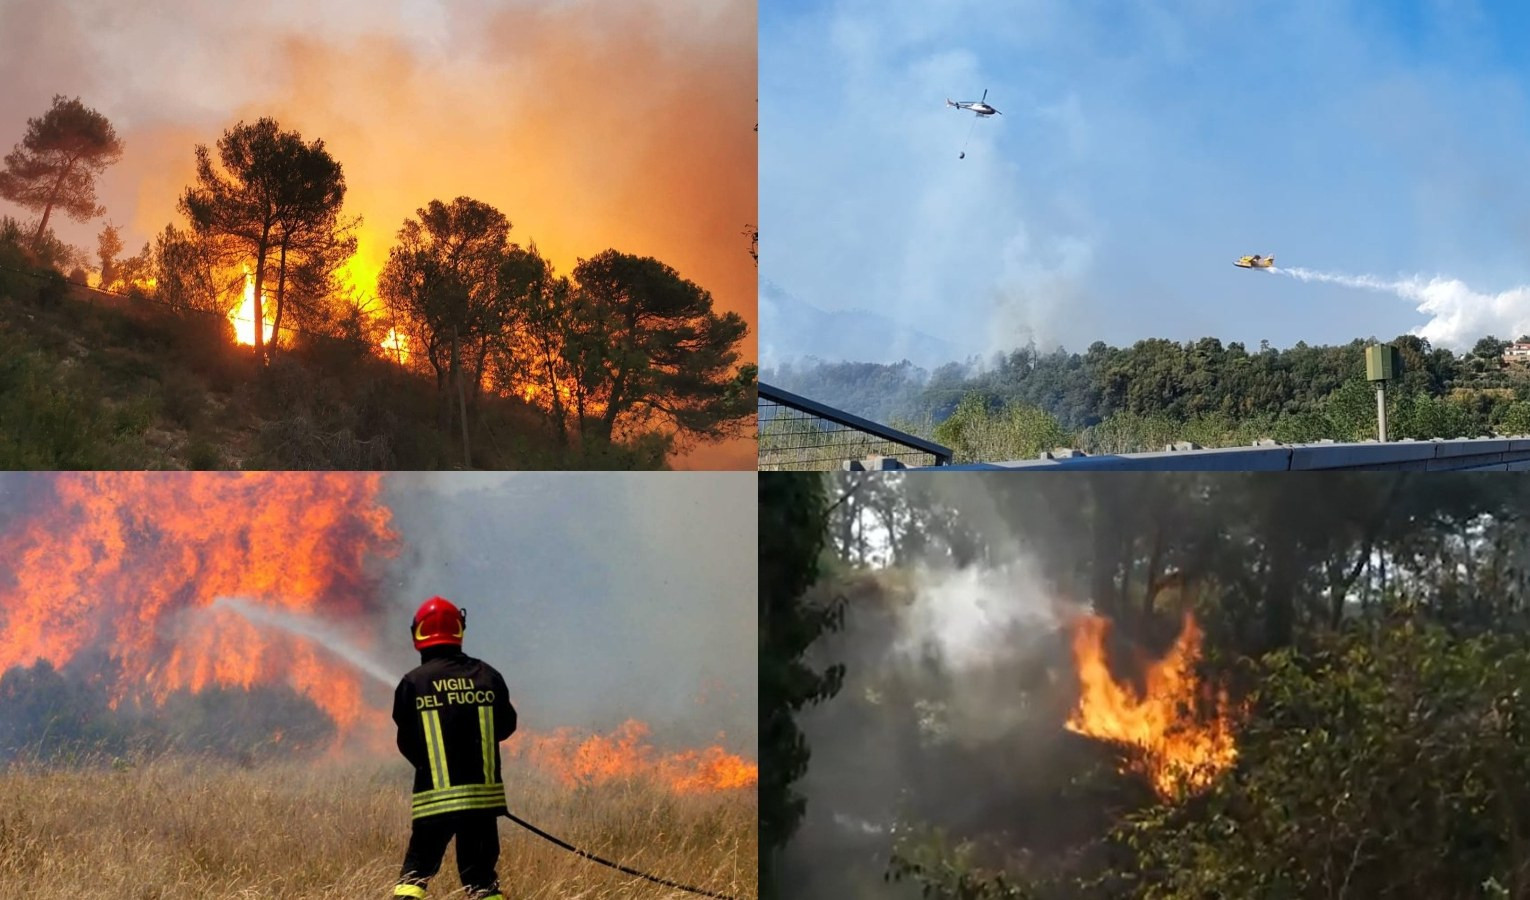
[760,281,959,370]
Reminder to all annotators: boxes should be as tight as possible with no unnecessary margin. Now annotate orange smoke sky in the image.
[0,0,757,469]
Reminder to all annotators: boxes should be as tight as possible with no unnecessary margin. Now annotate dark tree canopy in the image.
[180,118,349,363]
[0,95,123,250]
[566,250,753,447]
[760,473,845,898]
[379,196,515,386]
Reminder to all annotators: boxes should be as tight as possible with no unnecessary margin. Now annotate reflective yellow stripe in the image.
[411,784,505,816]
[421,709,450,789]
[411,794,506,819]
[411,783,504,806]
[479,705,494,782]
[413,789,507,820]
[393,885,427,899]
[430,711,451,788]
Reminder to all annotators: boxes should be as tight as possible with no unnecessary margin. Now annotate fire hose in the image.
[500,810,740,899]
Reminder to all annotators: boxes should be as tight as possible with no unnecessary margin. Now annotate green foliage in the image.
[891,825,1041,900]
[1495,400,1530,435]
[0,214,82,274]
[796,475,1530,899]
[1114,620,1530,899]
[933,392,1071,463]
[0,324,151,468]
[760,473,846,897]
[766,335,1530,462]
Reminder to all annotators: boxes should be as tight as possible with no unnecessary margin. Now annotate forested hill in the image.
[764,335,1530,458]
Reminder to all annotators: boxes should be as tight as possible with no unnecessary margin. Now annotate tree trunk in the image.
[30,156,79,252]
[270,240,288,356]
[453,327,471,468]
[253,224,271,365]
[541,352,568,446]
[1263,536,1296,651]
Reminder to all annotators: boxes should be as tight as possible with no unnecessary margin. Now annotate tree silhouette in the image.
[379,196,523,463]
[96,222,122,288]
[0,96,123,252]
[180,118,348,364]
[565,250,753,449]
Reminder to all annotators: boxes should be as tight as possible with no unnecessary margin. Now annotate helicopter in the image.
[949,89,1000,158]
[946,88,1001,117]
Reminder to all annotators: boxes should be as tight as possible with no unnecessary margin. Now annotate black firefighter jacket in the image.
[393,650,517,820]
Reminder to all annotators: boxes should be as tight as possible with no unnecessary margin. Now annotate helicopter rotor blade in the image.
[981,88,988,103]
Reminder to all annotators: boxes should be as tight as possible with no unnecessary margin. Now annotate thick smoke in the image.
[897,560,1065,672]
[379,472,757,756]
[0,0,756,469]
[1277,266,1530,350]
[785,518,1080,897]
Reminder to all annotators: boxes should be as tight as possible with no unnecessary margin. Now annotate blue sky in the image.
[761,0,1530,366]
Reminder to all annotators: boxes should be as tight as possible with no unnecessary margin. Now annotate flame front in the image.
[510,719,758,793]
[380,327,410,362]
[230,266,276,346]
[1063,613,1238,799]
[0,475,753,791]
[0,473,397,734]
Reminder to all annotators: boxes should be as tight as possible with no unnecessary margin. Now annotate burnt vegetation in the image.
[0,98,755,469]
[0,658,335,765]
[762,472,1530,899]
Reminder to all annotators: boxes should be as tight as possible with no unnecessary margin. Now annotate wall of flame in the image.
[0,472,756,792]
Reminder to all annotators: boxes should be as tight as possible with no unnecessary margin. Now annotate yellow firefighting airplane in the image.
[1234,254,1275,269]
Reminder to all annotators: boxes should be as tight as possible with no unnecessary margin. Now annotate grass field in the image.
[0,754,756,899]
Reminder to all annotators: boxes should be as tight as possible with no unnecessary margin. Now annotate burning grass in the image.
[0,753,756,899]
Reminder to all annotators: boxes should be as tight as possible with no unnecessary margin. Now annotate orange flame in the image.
[509,720,758,793]
[380,327,410,363]
[0,473,397,734]
[1063,612,1238,799]
[230,265,276,346]
[0,474,752,791]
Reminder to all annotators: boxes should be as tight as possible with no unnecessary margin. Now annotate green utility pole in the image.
[1365,344,1402,442]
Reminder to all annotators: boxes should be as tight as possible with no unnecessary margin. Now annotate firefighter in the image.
[392,597,517,900]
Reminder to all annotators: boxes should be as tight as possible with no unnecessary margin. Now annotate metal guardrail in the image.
[914,438,1530,471]
[757,382,953,470]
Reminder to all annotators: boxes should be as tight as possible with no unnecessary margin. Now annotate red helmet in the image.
[412,596,466,650]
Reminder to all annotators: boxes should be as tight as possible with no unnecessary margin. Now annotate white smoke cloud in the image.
[1276,266,1530,349]
[895,558,1063,670]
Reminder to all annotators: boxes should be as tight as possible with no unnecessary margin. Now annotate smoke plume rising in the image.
[0,0,756,469]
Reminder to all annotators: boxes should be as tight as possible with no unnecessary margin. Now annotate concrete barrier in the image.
[916,437,1530,471]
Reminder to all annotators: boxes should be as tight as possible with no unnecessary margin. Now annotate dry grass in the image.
[0,755,756,899]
